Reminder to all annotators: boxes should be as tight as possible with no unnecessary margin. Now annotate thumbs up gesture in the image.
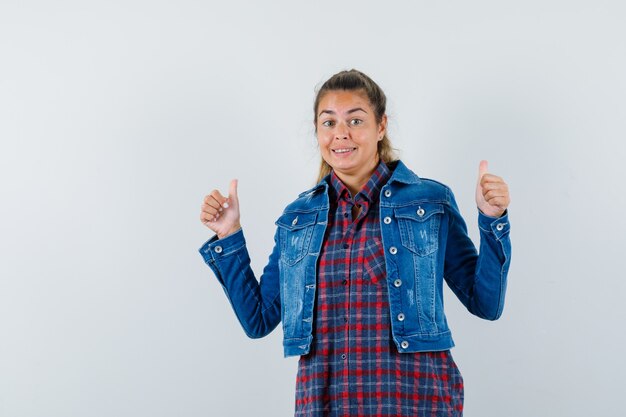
[475,160,510,218]
[200,179,242,239]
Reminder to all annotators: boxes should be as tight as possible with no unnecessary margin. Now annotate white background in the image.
[1,1,625,416]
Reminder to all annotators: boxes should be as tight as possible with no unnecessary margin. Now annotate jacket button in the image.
[292,216,298,226]
[383,216,392,224]
[397,313,405,321]
[394,279,402,287]
[401,341,409,349]
[214,246,223,254]
[417,207,425,217]
[496,223,505,231]
[389,246,398,255]
[384,189,392,197]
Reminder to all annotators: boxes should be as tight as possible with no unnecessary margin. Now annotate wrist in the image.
[478,207,506,219]
[218,224,242,240]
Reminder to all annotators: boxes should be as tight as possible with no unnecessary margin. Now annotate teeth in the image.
[333,148,355,153]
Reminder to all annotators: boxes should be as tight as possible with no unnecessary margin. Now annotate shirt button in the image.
[393,279,402,287]
[342,279,348,285]
[214,246,223,254]
[383,216,392,224]
[384,189,392,197]
[397,313,405,321]
[389,246,398,255]
[342,243,349,249]
[417,207,425,217]
[291,216,298,226]
[401,341,409,349]
[343,212,348,217]
[341,354,347,360]
[496,223,505,231]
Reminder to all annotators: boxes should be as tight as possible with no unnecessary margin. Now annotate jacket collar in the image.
[384,160,422,185]
[298,177,329,198]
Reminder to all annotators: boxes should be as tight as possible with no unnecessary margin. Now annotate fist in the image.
[200,179,242,239]
[475,160,510,218]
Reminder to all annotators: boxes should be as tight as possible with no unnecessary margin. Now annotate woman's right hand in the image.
[200,179,241,239]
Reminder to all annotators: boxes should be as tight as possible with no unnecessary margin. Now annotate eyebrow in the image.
[318,107,368,117]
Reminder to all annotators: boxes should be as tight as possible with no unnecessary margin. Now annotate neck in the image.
[336,157,380,197]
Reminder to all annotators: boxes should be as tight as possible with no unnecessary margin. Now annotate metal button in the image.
[383,216,392,224]
[389,246,398,255]
[417,207,425,217]
[401,341,409,349]
[384,189,392,197]
[214,246,223,254]
[397,313,405,321]
[393,279,402,287]
[496,223,505,231]
[292,216,298,226]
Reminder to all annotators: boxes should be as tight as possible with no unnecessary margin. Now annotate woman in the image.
[199,69,511,416]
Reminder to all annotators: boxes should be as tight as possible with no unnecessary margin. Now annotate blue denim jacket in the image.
[199,160,511,358]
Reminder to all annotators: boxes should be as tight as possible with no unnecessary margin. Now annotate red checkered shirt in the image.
[294,161,464,417]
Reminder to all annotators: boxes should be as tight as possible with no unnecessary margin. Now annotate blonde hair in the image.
[313,69,398,183]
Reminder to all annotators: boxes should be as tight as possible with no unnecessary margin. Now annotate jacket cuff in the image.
[198,228,246,264]
[478,210,510,240]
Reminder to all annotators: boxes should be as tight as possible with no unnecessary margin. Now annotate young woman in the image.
[199,69,511,416]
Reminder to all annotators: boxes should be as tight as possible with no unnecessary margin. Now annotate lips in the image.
[332,147,357,154]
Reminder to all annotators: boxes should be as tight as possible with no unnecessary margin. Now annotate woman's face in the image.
[316,90,387,181]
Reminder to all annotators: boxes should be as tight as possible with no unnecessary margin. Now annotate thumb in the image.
[228,179,239,204]
[478,160,489,183]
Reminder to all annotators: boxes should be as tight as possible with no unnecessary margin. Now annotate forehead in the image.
[317,90,372,113]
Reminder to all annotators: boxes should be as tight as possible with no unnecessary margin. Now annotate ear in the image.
[378,114,388,140]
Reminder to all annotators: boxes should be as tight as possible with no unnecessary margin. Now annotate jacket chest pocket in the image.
[395,203,444,256]
[275,211,317,265]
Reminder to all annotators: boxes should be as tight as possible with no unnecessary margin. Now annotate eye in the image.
[350,119,363,126]
[321,120,334,127]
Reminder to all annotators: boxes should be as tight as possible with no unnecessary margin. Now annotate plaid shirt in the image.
[294,161,464,417]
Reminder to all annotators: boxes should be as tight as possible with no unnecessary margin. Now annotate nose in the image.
[334,122,349,140]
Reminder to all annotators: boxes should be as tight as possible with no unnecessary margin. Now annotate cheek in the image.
[317,135,331,150]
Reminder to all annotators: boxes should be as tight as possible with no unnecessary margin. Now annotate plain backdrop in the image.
[1,1,625,416]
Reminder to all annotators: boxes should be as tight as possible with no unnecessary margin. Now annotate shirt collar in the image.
[329,160,392,203]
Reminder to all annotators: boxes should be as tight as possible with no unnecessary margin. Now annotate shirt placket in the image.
[339,193,369,416]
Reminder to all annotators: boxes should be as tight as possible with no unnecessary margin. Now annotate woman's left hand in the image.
[475,160,510,218]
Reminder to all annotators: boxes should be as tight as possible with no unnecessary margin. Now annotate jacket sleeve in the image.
[198,228,282,338]
[443,189,512,320]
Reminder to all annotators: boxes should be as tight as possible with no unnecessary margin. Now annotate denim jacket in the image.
[199,160,511,358]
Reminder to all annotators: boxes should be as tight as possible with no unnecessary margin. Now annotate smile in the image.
[332,148,357,154]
